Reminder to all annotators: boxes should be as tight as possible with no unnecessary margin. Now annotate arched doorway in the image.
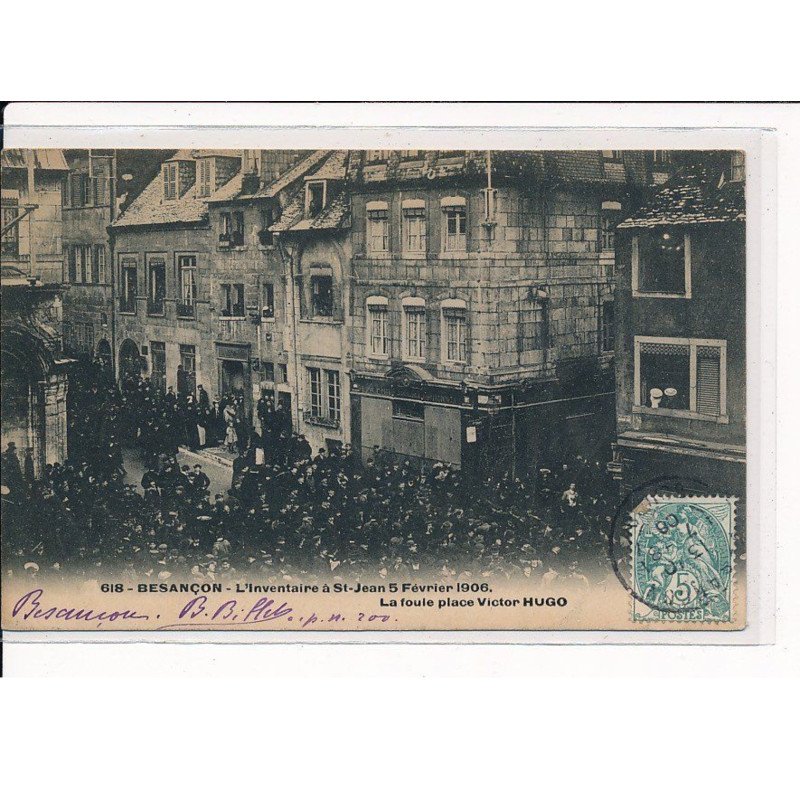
[119,338,142,387]
[1,322,67,479]
[96,338,112,375]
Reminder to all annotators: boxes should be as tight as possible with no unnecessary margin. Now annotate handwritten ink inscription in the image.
[9,588,393,630]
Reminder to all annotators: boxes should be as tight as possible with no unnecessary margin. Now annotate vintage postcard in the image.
[0,144,755,634]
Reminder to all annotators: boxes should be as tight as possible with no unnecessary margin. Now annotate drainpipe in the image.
[276,232,302,432]
[109,150,118,378]
[26,153,37,280]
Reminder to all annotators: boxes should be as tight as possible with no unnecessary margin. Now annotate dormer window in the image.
[163,163,177,200]
[197,158,216,197]
[730,151,745,182]
[367,150,391,162]
[653,150,670,168]
[306,181,326,217]
[603,150,623,162]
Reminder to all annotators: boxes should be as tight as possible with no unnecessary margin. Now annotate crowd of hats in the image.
[2,358,621,586]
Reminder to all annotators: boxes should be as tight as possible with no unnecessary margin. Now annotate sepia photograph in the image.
[1,145,748,631]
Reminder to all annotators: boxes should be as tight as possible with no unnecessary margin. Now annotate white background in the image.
[1,2,798,796]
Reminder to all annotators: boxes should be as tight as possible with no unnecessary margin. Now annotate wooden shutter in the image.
[697,351,721,415]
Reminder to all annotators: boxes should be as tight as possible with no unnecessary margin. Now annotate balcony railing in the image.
[303,410,340,428]
[147,297,165,316]
[176,301,196,319]
[119,297,136,313]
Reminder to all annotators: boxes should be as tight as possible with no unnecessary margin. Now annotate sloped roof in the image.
[351,150,650,187]
[1,149,69,171]
[264,150,351,234]
[618,163,745,228]
[237,150,330,200]
[306,150,348,181]
[112,159,243,228]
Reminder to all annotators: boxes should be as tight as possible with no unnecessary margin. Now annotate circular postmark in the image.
[632,500,732,619]
[607,474,712,614]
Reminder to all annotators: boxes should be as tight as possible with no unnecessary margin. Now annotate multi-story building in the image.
[267,151,352,454]
[205,149,323,424]
[61,149,116,369]
[611,152,746,501]
[344,149,654,478]
[110,149,246,398]
[110,149,327,422]
[1,149,72,474]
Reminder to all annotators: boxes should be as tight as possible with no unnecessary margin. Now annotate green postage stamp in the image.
[631,496,737,623]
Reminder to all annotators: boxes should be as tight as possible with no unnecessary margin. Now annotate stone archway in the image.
[96,338,112,374]
[1,322,68,477]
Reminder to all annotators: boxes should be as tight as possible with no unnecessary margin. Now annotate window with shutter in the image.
[696,348,721,416]
[68,245,77,283]
[634,337,726,420]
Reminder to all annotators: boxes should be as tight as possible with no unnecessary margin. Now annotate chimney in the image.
[259,150,309,183]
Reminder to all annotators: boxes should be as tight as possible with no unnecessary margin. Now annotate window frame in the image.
[633,336,727,422]
[307,367,341,425]
[176,253,198,318]
[441,199,467,254]
[310,272,334,318]
[366,296,389,359]
[94,244,106,284]
[305,180,327,217]
[119,254,138,314]
[146,253,167,316]
[259,207,276,247]
[402,298,427,362]
[163,163,178,200]
[1,198,20,257]
[366,206,390,255]
[220,282,246,319]
[262,281,275,320]
[730,151,745,182]
[632,230,692,299]
[402,200,427,255]
[441,299,468,365]
[197,158,215,197]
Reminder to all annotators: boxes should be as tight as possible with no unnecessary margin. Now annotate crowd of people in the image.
[2,358,620,588]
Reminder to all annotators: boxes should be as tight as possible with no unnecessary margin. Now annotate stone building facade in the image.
[61,149,116,369]
[267,151,353,454]
[611,152,746,502]
[110,149,244,401]
[110,149,316,425]
[345,150,655,478]
[206,149,319,422]
[1,149,72,476]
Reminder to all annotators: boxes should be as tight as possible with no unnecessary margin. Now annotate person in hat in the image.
[2,442,26,497]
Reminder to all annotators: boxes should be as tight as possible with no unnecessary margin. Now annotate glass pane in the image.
[639,347,690,409]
